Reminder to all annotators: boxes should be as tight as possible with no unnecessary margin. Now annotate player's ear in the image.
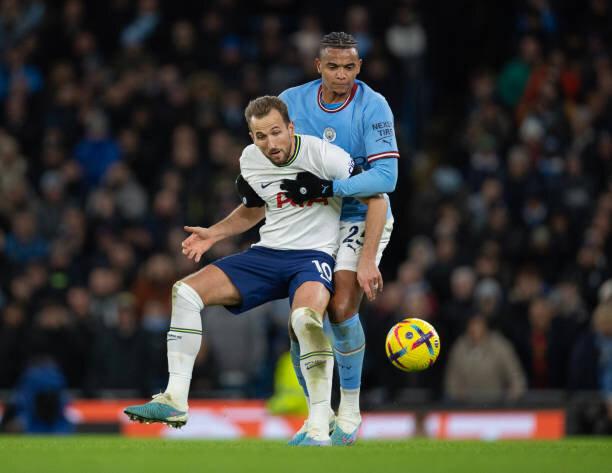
[315,57,321,74]
[356,58,363,74]
[288,121,295,134]
[249,131,254,143]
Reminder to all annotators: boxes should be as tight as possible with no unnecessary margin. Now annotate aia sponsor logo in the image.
[276,192,329,208]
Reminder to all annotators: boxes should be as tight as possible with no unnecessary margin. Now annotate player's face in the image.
[316,47,362,98]
[249,109,295,165]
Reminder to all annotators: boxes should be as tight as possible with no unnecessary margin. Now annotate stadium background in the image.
[0,0,611,438]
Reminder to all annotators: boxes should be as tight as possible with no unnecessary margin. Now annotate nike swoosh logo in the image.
[261,182,274,188]
[322,185,329,193]
[305,360,326,370]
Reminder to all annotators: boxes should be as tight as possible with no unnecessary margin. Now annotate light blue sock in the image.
[290,338,309,397]
[331,314,365,390]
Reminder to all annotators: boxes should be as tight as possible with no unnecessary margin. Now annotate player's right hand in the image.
[182,226,218,263]
[357,257,383,302]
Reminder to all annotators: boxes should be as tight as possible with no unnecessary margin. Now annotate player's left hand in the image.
[357,257,383,302]
[181,226,219,263]
[280,172,333,204]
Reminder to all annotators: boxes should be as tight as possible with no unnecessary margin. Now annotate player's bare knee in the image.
[328,299,358,323]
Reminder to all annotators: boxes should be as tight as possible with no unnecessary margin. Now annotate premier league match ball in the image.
[385,318,440,372]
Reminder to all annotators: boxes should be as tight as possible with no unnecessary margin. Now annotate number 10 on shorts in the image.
[312,260,333,283]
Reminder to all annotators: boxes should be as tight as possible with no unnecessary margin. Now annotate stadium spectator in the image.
[514,296,576,388]
[74,110,122,189]
[0,303,27,388]
[131,253,175,319]
[569,302,612,395]
[445,315,527,403]
[2,211,49,265]
[0,0,45,52]
[440,266,476,342]
[8,357,74,434]
[85,294,151,394]
[26,301,85,387]
[568,302,612,434]
[0,133,27,198]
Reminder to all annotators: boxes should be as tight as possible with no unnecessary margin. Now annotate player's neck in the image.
[320,84,350,104]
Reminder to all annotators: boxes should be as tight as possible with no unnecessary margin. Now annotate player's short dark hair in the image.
[244,96,290,127]
[319,32,358,55]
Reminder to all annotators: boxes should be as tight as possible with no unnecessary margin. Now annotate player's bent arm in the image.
[204,173,266,240]
[332,158,398,198]
[182,204,264,263]
[208,204,265,241]
[356,194,388,301]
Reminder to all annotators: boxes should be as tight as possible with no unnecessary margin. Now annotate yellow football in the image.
[385,318,441,372]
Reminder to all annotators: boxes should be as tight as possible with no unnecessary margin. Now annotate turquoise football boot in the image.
[288,410,336,446]
[287,422,308,446]
[124,393,188,428]
[299,435,332,446]
[330,422,360,446]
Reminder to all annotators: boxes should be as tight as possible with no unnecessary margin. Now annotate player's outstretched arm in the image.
[280,159,398,203]
[357,194,388,301]
[182,174,266,262]
[182,205,265,262]
[332,158,397,198]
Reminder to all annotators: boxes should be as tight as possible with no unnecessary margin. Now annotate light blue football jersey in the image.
[279,79,399,222]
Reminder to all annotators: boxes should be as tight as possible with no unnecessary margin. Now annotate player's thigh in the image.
[182,264,241,306]
[328,270,363,322]
[335,219,393,273]
[330,219,394,322]
[291,281,331,315]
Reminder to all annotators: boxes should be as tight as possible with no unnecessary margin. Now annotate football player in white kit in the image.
[124,96,387,446]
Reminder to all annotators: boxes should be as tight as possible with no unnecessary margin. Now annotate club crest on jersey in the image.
[323,127,336,142]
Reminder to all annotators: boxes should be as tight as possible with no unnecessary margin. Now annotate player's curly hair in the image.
[319,32,358,54]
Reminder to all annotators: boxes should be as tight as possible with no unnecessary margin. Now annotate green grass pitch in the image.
[0,437,610,473]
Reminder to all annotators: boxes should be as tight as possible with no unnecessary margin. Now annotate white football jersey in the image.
[240,134,353,256]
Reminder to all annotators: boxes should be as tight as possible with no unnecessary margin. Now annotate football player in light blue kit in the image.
[279,32,399,446]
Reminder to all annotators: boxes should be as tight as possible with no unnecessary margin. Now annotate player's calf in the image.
[290,307,334,442]
[330,314,364,444]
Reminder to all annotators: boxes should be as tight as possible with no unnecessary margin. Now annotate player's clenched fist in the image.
[182,226,218,263]
[280,171,333,204]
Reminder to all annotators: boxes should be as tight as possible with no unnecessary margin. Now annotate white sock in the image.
[164,281,204,409]
[291,307,334,440]
[337,387,361,431]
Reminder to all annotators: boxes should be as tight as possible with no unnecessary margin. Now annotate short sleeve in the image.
[363,96,400,163]
[320,141,353,180]
[238,145,257,182]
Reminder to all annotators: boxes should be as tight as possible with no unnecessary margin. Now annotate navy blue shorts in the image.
[212,246,335,314]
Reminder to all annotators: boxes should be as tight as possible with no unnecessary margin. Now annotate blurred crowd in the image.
[0,0,611,432]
